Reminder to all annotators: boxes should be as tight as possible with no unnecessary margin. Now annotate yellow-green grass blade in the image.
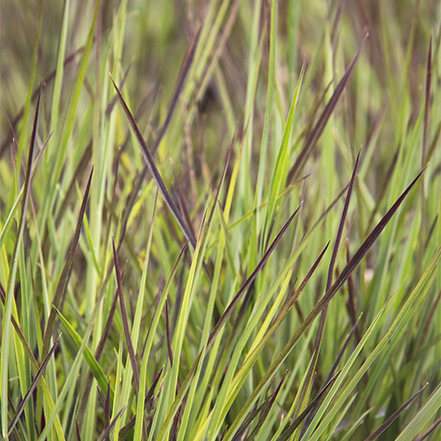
[304,246,441,440]
[54,306,114,404]
[262,61,305,251]
[1,87,41,436]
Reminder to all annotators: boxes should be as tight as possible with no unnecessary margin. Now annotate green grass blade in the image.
[54,306,114,403]
[1,87,41,436]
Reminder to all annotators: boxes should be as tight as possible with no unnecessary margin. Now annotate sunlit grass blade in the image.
[296,151,360,425]
[223,168,424,440]
[53,306,114,403]
[262,60,305,250]
[208,205,301,348]
[75,286,119,431]
[1,85,41,436]
[225,175,308,235]
[209,242,329,441]
[157,206,300,440]
[0,282,64,439]
[276,372,339,441]
[7,334,61,436]
[395,377,441,441]
[134,241,188,440]
[255,0,277,212]
[37,321,96,441]
[50,0,101,184]
[37,166,93,432]
[412,415,441,441]
[304,245,441,441]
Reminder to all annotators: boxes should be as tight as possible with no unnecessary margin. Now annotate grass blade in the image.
[223,168,424,440]
[111,77,198,251]
[7,335,61,436]
[1,86,41,436]
[40,167,94,360]
[277,372,340,441]
[152,28,201,155]
[262,60,305,249]
[363,383,428,441]
[412,415,441,441]
[53,306,114,403]
[112,239,140,395]
[96,404,129,441]
[296,150,361,428]
[208,205,301,349]
[287,33,368,183]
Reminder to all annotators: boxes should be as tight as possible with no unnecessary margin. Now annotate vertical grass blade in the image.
[7,335,61,436]
[112,239,140,395]
[1,86,41,436]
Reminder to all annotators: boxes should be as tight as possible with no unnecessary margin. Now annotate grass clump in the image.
[1,0,441,440]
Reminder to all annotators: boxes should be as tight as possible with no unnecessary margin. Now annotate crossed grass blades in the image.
[1,0,441,440]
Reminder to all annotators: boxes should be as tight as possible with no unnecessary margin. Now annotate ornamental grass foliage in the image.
[1,0,441,440]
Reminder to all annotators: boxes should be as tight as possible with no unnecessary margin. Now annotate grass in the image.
[1,0,441,440]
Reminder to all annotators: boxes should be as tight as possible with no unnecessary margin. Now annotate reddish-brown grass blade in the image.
[96,404,129,441]
[362,384,428,441]
[422,36,432,165]
[7,335,61,436]
[41,167,94,361]
[278,372,340,441]
[152,28,201,155]
[302,151,361,404]
[207,205,301,349]
[112,239,140,395]
[312,167,425,321]
[165,299,173,367]
[287,34,368,183]
[412,415,441,441]
[111,77,198,252]
[241,375,285,441]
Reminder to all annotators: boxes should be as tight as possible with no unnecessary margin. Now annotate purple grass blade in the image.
[165,299,173,367]
[112,239,140,395]
[41,167,94,361]
[363,384,428,441]
[111,77,198,251]
[412,414,441,441]
[207,205,301,349]
[287,34,368,183]
[7,335,61,436]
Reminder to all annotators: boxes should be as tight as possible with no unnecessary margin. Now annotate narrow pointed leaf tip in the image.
[207,204,301,349]
[110,76,198,252]
[287,35,368,182]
